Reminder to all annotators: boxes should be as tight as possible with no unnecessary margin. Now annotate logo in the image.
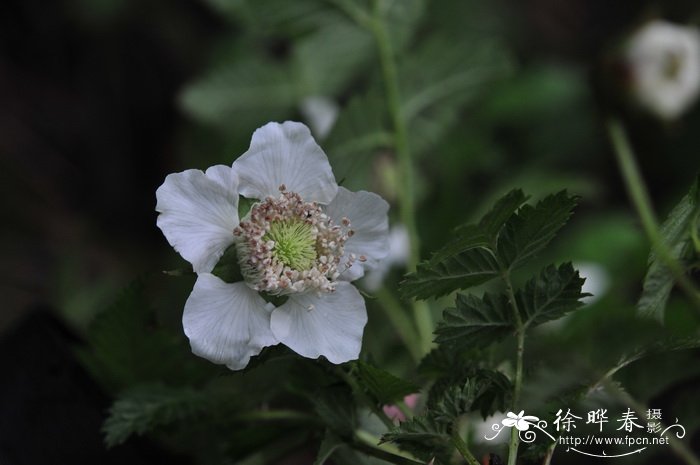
[484,408,686,458]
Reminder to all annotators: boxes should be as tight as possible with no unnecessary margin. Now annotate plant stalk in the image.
[606,118,700,312]
[451,426,482,465]
[503,270,525,465]
[370,0,433,355]
[376,288,423,362]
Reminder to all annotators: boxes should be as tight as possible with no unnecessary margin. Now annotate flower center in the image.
[264,220,317,270]
[233,186,354,295]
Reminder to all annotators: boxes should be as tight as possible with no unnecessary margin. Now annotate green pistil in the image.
[264,220,317,270]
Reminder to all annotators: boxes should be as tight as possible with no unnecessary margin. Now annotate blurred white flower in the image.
[577,261,609,304]
[299,96,339,140]
[625,20,700,120]
[363,225,410,291]
[156,121,389,369]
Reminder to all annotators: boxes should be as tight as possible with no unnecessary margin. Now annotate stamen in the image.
[234,191,353,295]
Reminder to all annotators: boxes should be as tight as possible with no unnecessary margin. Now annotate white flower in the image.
[156,121,389,369]
[625,20,700,120]
[502,411,539,431]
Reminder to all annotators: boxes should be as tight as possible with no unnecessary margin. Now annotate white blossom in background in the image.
[625,20,700,120]
[299,96,339,140]
[156,121,389,369]
[577,262,609,305]
[363,224,410,291]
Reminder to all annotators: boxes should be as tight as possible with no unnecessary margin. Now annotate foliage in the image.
[638,177,700,321]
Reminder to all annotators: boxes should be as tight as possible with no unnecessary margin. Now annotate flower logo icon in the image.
[502,411,540,431]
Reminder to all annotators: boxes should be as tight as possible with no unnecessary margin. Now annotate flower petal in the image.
[323,187,390,281]
[183,273,277,370]
[156,166,239,273]
[234,121,338,203]
[270,281,367,364]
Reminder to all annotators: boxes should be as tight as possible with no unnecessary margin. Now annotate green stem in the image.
[451,427,482,465]
[376,288,422,362]
[603,380,700,465]
[370,0,433,356]
[606,118,700,312]
[502,270,525,465]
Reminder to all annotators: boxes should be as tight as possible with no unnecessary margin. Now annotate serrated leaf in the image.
[103,384,209,447]
[497,191,578,270]
[477,189,529,239]
[355,361,419,405]
[517,262,588,329]
[429,225,492,264]
[380,416,451,463]
[638,177,700,321]
[401,247,500,299]
[438,189,527,262]
[434,292,514,349]
[428,369,512,421]
[400,189,531,300]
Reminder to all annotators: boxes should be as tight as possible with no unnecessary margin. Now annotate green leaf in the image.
[103,384,209,447]
[517,262,588,329]
[428,369,512,421]
[434,292,514,349]
[179,57,297,129]
[400,35,513,157]
[314,429,346,465]
[497,190,579,270]
[293,18,374,97]
[380,416,452,463]
[355,361,420,405]
[438,189,527,261]
[401,190,577,300]
[400,189,529,299]
[78,281,213,391]
[606,336,700,379]
[638,177,700,321]
[401,248,500,299]
[477,188,529,239]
